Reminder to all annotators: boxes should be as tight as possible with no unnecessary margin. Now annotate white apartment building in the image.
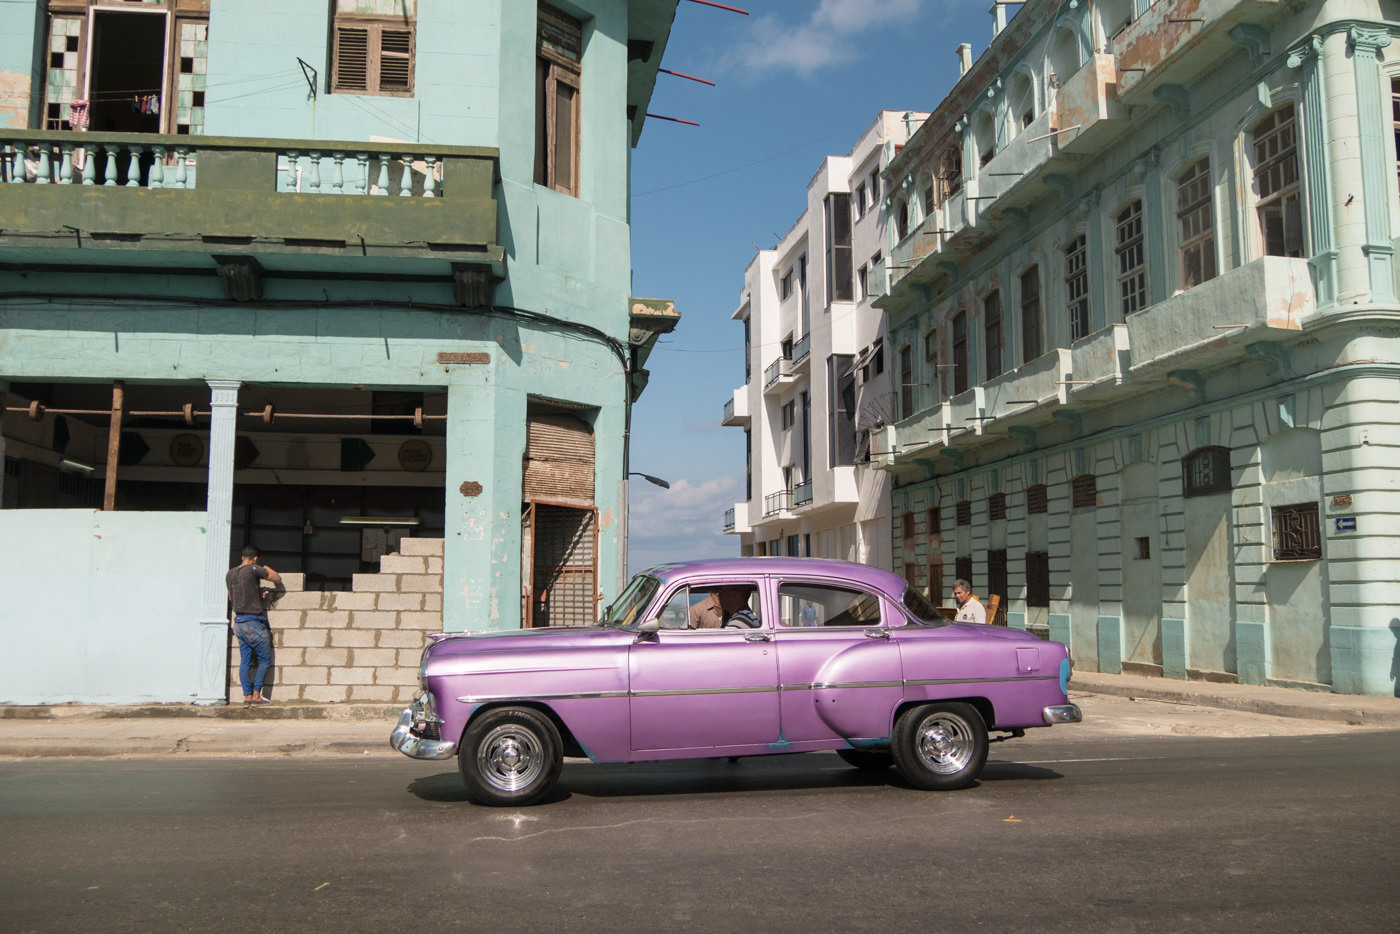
[723,111,927,565]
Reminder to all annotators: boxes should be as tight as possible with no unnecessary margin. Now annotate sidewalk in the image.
[0,673,1396,759]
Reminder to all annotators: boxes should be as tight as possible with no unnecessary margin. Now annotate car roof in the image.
[640,557,909,595]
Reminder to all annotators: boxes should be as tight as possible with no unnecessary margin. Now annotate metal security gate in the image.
[521,411,597,627]
[524,502,597,628]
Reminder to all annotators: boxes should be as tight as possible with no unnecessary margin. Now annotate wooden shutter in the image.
[333,26,369,92]
[378,28,413,92]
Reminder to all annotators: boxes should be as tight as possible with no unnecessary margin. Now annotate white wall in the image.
[0,510,208,704]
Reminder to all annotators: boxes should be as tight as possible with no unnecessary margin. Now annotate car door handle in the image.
[863,628,889,639]
[744,632,772,643]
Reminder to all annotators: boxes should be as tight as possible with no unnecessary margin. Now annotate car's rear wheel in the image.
[458,707,562,806]
[891,702,987,790]
[836,748,894,771]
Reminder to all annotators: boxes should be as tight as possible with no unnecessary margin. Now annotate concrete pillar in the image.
[1288,35,1337,306]
[197,379,239,704]
[1347,27,1394,302]
[442,360,524,633]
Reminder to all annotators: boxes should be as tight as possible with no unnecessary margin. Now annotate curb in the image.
[1070,674,1400,727]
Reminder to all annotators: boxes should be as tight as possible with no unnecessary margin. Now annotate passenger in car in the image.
[688,585,760,628]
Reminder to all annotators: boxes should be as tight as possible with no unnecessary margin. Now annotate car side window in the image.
[777,583,882,628]
[655,587,693,629]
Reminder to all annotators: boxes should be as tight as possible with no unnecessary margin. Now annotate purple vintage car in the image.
[390,557,1081,805]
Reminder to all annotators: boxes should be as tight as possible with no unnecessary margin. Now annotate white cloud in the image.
[723,0,924,78]
[627,474,742,573]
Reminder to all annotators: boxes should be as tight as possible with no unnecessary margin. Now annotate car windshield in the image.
[902,585,951,627]
[599,574,662,630]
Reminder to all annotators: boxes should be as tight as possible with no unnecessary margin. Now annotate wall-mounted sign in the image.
[398,439,433,472]
[169,433,204,466]
[1331,494,1353,508]
[1334,516,1357,533]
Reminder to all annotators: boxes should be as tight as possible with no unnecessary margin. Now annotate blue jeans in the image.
[233,615,272,696]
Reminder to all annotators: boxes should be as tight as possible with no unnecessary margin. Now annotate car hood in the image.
[424,625,636,670]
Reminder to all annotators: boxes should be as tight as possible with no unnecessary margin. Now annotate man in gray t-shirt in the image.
[226,544,283,704]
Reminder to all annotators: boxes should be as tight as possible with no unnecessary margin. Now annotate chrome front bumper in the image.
[389,700,457,760]
[1042,703,1083,725]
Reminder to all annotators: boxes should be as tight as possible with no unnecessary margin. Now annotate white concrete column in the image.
[197,379,240,704]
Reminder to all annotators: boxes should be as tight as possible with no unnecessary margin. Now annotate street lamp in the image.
[628,471,670,489]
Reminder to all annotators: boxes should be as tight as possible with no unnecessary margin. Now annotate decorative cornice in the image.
[1154,84,1190,121]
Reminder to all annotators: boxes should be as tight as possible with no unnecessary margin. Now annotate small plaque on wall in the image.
[398,439,433,472]
[169,433,204,466]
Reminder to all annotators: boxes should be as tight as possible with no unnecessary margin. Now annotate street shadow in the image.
[404,752,1062,805]
[1390,618,1399,697]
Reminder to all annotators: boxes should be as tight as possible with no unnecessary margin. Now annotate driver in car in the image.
[688,585,761,629]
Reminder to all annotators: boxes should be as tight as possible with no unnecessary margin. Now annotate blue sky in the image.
[625,0,1015,572]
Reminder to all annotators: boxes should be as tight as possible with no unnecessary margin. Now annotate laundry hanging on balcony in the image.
[131,94,160,115]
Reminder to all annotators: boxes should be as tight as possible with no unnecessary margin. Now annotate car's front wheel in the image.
[458,706,562,806]
[836,748,894,771]
[891,702,988,790]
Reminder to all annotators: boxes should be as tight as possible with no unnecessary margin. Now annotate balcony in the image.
[1068,324,1130,397]
[1051,53,1127,156]
[762,489,792,518]
[1113,0,1281,108]
[0,130,502,279]
[723,507,735,531]
[1125,256,1317,378]
[721,388,750,427]
[972,108,1057,211]
[763,356,796,392]
[791,333,811,369]
[792,478,813,507]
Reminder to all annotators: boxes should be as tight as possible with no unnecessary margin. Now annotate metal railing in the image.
[792,333,811,364]
[723,507,736,531]
[763,489,792,517]
[793,479,813,506]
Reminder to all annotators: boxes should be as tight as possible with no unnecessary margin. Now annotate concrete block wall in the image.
[226,538,444,704]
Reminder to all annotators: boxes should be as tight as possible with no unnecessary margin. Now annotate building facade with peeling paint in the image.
[0,0,680,704]
[875,0,1398,695]
[724,111,927,567]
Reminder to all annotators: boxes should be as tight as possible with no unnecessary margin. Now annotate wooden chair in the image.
[986,593,1004,626]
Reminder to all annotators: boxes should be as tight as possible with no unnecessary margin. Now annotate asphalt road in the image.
[2,729,1398,933]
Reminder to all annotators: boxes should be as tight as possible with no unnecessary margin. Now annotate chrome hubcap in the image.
[915,714,973,774]
[477,724,543,792]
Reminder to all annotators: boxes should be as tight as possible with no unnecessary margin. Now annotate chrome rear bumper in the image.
[389,702,457,760]
[1042,703,1083,725]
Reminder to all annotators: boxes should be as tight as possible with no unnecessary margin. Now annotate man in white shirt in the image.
[952,579,986,624]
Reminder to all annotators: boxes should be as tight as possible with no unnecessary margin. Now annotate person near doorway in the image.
[952,579,986,624]
[226,544,283,704]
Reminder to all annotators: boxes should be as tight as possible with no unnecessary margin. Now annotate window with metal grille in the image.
[1182,446,1231,497]
[956,500,972,526]
[1027,483,1048,514]
[1026,551,1050,606]
[927,507,941,535]
[1020,265,1042,363]
[984,289,1003,380]
[1072,474,1097,509]
[1272,502,1321,560]
[332,1,416,97]
[952,311,969,394]
[938,143,962,201]
[988,492,1006,521]
[1066,234,1090,340]
[1252,104,1303,258]
[955,555,973,583]
[1135,537,1150,560]
[535,2,582,196]
[1177,158,1216,289]
[1115,200,1147,316]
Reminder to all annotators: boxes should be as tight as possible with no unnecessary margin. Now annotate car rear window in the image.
[902,585,951,626]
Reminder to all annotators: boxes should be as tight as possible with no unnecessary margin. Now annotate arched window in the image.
[1010,72,1035,131]
[974,111,997,168]
[1251,104,1303,258]
[1048,27,1080,89]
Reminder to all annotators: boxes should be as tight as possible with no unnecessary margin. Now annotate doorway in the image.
[88,10,166,134]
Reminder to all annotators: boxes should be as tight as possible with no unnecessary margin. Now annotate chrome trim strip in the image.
[452,674,1059,706]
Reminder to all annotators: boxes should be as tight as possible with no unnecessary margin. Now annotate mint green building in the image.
[0,0,679,703]
[875,0,1398,696]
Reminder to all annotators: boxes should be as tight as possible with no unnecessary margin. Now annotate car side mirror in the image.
[637,619,661,632]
